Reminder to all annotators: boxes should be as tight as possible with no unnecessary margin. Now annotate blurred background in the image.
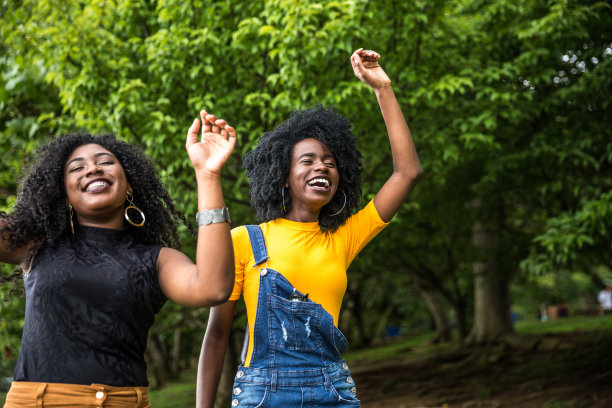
[1,0,611,406]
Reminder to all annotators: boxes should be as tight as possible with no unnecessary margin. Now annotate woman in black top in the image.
[0,110,235,407]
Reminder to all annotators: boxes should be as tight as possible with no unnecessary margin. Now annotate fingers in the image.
[186,118,200,149]
[194,110,236,141]
[351,51,362,77]
[200,110,212,134]
[351,48,381,64]
[351,51,366,79]
[200,111,223,135]
[214,118,228,137]
[363,49,381,61]
[225,125,237,145]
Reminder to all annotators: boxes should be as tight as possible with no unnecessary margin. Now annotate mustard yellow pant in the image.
[4,381,150,408]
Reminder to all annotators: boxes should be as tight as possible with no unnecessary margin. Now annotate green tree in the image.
[1,1,611,399]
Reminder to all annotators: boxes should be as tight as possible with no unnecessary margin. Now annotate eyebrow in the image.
[65,152,116,168]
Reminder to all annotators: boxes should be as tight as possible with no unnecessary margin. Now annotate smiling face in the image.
[285,138,340,222]
[64,143,130,228]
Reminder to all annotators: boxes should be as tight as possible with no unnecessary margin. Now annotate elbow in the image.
[411,166,424,185]
[206,287,233,307]
[191,290,231,308]
[188,269,234,308]
[204,268,235,307]
[400,165,424,187]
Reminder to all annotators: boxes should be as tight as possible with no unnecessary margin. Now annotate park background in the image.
[1,0,611,406]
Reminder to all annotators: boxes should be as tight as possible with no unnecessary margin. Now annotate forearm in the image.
[197,334,229,408]
[374,85,422,180]
[371,85,423,221]
[197,302,236,408]
[194,171,235,304]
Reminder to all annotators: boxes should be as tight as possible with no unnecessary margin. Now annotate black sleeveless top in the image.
[13,225,166,386]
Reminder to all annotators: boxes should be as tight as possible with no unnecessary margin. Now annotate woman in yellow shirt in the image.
[197,48,422,407]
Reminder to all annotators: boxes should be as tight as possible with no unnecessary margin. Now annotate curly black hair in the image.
[243,105,362,231]
[1,132,192,285]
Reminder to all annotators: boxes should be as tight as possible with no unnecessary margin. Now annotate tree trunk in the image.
[416,277,452,343]
[453,297,469,342]
[468,201,514,343]
[171,327,182,377]
[146,334,171,388]
[470,265,513,342]
[422,289,452,343]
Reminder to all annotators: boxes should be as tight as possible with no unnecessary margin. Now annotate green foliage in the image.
[0,53,64,211]
[1,0,611,384]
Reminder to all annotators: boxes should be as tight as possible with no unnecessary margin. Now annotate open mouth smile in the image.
[83,179,111,193]
[307,177,331,190]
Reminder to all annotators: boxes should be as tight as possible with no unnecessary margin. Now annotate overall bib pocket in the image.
[267,293,323,351]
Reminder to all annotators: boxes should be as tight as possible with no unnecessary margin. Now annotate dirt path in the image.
[350,331,612,408]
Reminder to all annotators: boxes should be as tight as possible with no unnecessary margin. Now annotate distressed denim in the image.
[230,225,360,407]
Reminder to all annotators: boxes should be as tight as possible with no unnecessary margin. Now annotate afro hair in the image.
[243,105,362,231]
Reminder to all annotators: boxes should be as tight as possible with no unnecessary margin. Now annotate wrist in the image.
[373,82,393,95]
[195,168,222,181]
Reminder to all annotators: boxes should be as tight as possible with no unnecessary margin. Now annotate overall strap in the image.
[245,225,269,267]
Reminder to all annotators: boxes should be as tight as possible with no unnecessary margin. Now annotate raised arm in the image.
[157,110,236,307]
[196,300,238,408]
[351,48,423,222]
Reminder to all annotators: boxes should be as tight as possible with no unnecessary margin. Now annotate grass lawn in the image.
[149,370,197,408]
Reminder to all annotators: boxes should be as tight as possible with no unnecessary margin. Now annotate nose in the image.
[313,160,328,173]
[85,162,103,177]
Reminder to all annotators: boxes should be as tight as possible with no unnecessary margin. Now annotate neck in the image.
[283,205,320,223]
[76,210,125,230]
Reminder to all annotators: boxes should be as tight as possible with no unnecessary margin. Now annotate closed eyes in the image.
[67,160,115,173]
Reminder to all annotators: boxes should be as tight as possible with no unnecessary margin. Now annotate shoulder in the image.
[339,199,387,231]
[231,225,249,240]
[231,222,275,242]
[231,223,277,260]
[231,225,257,260]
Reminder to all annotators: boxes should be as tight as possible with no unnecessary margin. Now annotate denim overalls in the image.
[230,225,360,407]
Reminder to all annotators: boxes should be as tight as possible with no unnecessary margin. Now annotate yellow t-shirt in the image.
[230,199,388,366]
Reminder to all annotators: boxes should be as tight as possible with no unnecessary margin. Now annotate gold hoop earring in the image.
[329,190,347,217]
[68,203,75,237]
[124,191,145,227]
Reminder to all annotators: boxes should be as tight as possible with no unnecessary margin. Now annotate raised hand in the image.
[350,48,392,90]
[186,110,237,176]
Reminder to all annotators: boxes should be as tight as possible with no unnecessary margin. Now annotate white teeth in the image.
[86,181,109,191]
[308,178,330,188]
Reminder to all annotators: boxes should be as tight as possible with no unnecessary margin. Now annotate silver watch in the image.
[196,207,231,226]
